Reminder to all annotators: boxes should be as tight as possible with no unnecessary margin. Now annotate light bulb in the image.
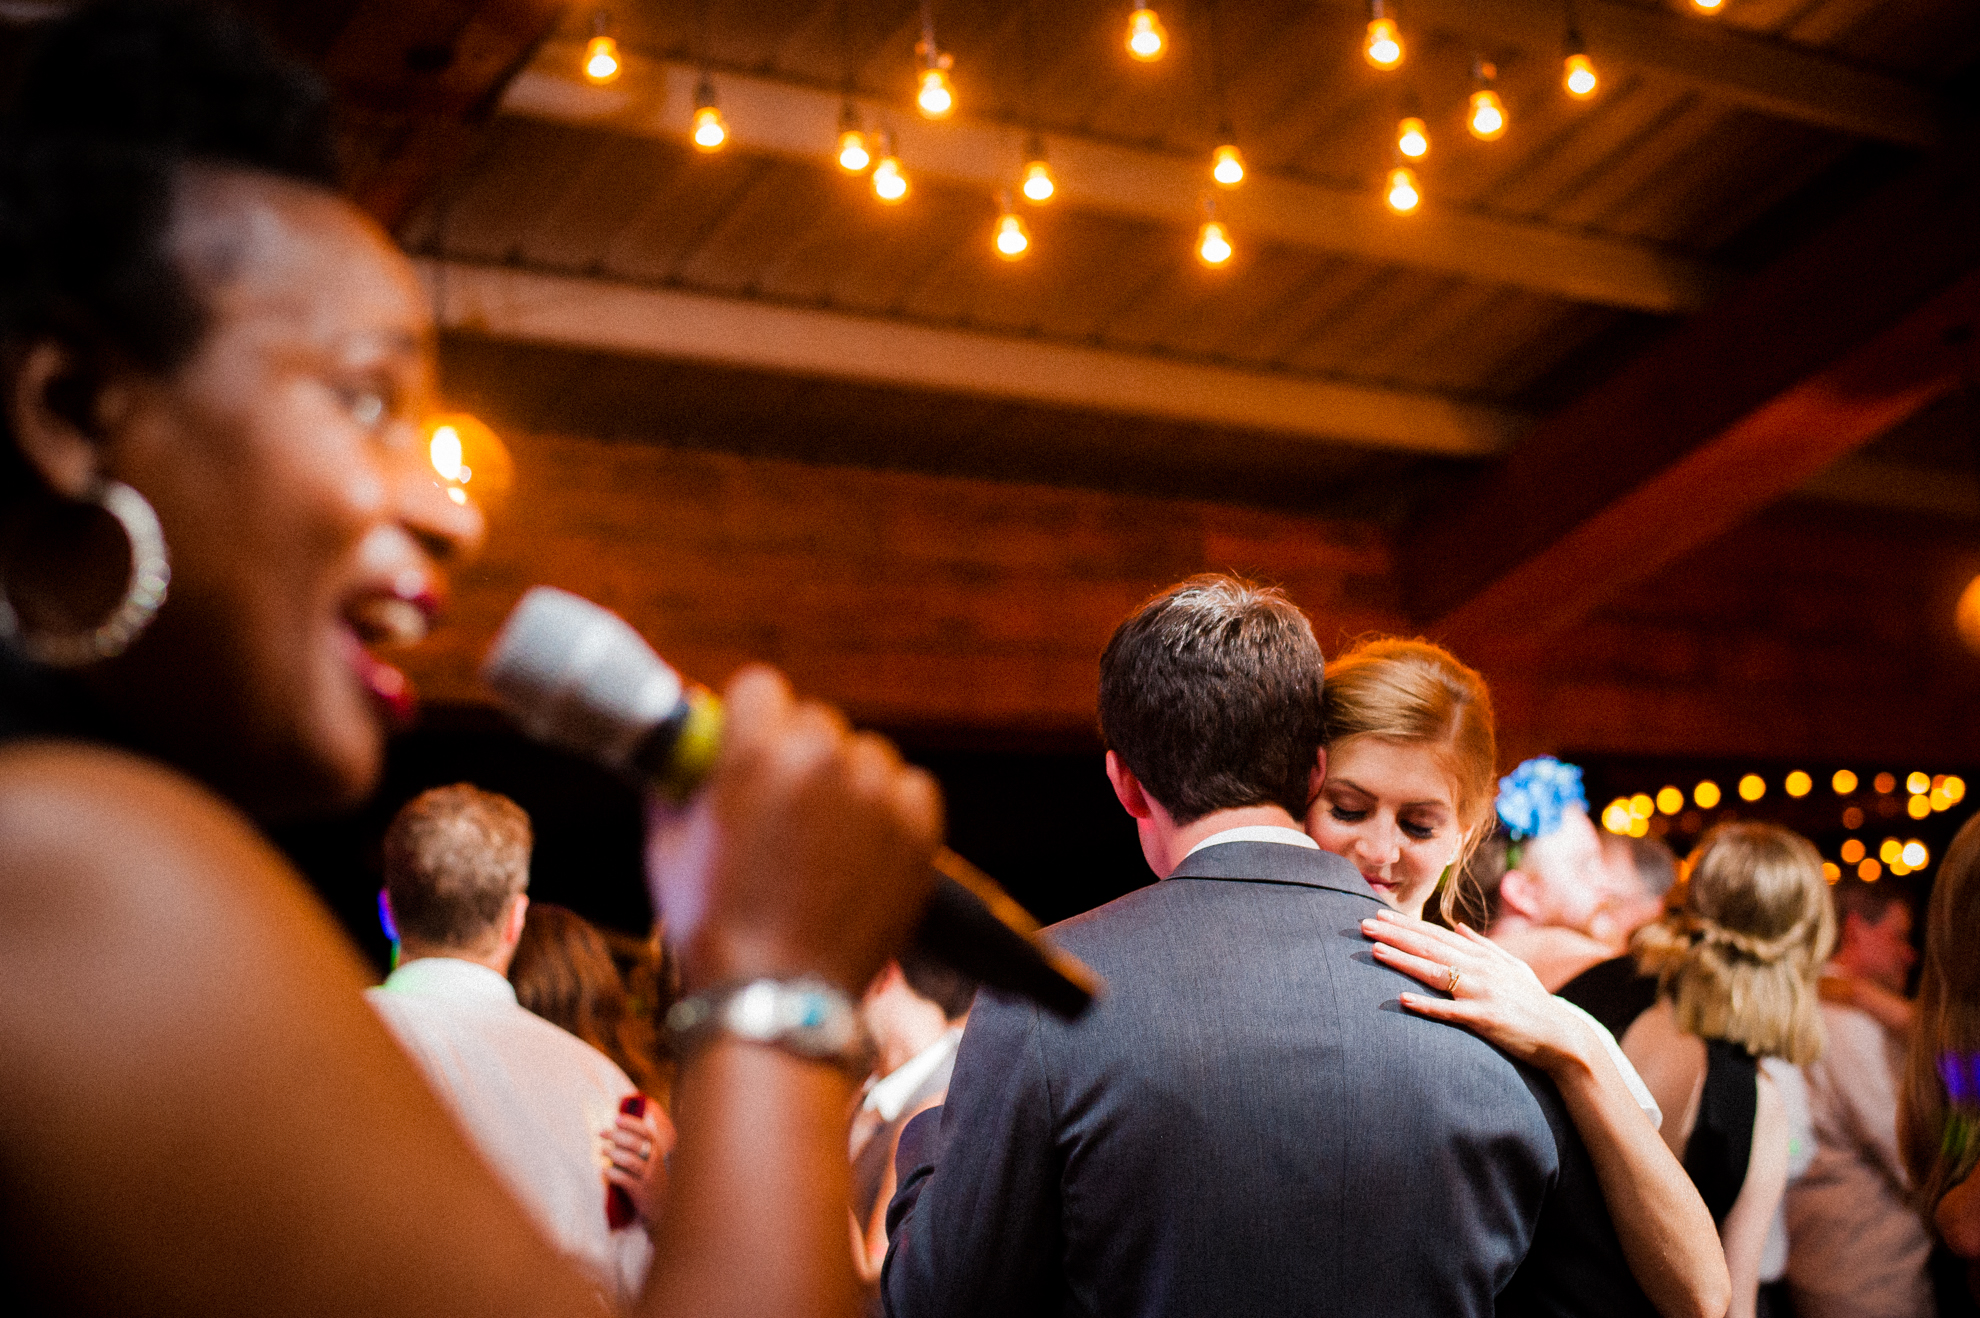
[691,104,728,151]
[583,34,621,83]
[1385,165,1420,214]
[872,155,908,203]
[917,66,955,118]
[1127,5,1166,61]
[1363,17,1403,70]
[1197,219,1232,266]
[1692,0,1723,11]
[994,211,1030,259]
[1021,159,1055,203]
[1211,143,1245,187]
[1563,51,1598,98]
[429,425,463,481]
[1468,89,1507,140]
[838,129,871,172]
[1396,116,1428,158]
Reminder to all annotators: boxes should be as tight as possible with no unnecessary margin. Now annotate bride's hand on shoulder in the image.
[1359,908,1597,1072]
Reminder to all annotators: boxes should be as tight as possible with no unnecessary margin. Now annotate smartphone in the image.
[605,1093,647,1230]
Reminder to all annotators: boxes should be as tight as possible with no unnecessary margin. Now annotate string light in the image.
[1629,793,1654,819]
[1841,838,1865,864]
[1859,858,1882,881]
[837,102,870,172]
[1785,771,1811,797]
[1656,787,1684,815]
[871,134,908,202]
[1833,769,1858,794]
[1738,774,1766,802]
[424,414,511,511]
[1021,136,1055,202]
[1363,1,1403,70]
[1211,143,1245,187]
[1196,196,1233,266]
[1695,781,1721,808]
[1908,793,1932,819]
[1469,60,1507,140]
[1127,3,1166,61]
[915,3,955,119]
[1908,771,1931,795]
[1396,116,1428,159]
[1822,862,1840,883]
[1563,51,1598,98]
[1601,800,1631,833]
[993,193,1030,260]
[584,35,621,83]
[691,75,728,151]
[1874,772,1896,794]
[1691,0,1724,12]
[1384,165,1420,214]
[1903,840,1930,868]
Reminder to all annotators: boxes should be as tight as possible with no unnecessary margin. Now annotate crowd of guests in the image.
[3,4,1980,1317]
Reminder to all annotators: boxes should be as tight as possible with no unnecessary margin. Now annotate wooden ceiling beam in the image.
[499,45,1722,315]
[1397,0,1947,149]
[1402,134,1980,646]
[420,259,1528,458]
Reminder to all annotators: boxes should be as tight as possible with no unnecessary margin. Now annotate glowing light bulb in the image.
[917,66,955,118]
[994,211,1030,259]
[1692,0,1723,11]
[1021,159,1055,203]
[1657,787,1684,815]
[1738,774,1765,802]
[1841,838,1865,864]
[1384,165,1420,214]
[871,154,908,203]
[429,425,463,481]
[1833,769,1858,794]
[1629,794,1653,819]
[1601,800,1631,834]
[1786,771,1812,797]
[1364,17,1403,70]
[1902,840,1929,868]
[1211,143,1245,187]
[1468,89,1506,140]
[1908,771,1931,795]
[1822,861,1840,883]
[691,104,728,151]
[1695,781,1721,808]
[1127,4,1166,61]
[1197,219,1232,266]
[838,129,871,173]
[584,34,621,83]
[1396,116,1428,159]
[1563,52,1598,98]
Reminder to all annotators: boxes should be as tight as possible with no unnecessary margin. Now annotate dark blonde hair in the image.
[1321,637,1497,922]
[1900,812,1980,1215]
[1633,821,1833,1064]
[383,784,531,948]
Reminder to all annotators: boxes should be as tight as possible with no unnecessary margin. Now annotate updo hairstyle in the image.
[1633,821,1833,1064]
[1321,637,1497,922]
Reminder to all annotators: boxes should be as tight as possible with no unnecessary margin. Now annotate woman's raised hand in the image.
[1360,908,1598,1071]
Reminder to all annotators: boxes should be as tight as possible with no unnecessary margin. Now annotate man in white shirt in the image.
[1786,876,1931,1318]
[368,784,664,1307]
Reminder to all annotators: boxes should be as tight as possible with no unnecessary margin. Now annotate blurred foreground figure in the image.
[372,785,666,1306]
[0,5,939,1316]
[1787,875,1931,1318]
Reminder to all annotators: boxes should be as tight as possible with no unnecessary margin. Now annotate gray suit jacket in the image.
[882,840,1655,1318]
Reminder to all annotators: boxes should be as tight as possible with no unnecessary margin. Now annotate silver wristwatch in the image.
[666,978,870,1074]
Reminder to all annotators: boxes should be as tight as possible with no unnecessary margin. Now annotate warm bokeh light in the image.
[1842,805,1864,830]
[1626,814,1649,838]
[1563,52,1598,98]
[1956,574,1980,654]
[1468,89,1507,140]
[1601,800,1632,834]
[583,34,621,84]
[1197,219,1233,266]
[1947,775,1967,804]
[1212,144,1245,187]
[837,129,871,173]
[1908,794,1932,819]
[1908,771,1931,794]
[424,413,512,511]
[1364,17,1403,69]
[1859,858,1882,881]
[1833,769,1858,794]
[1738,774,1765,802]
[871,154,908,203]
[1874,772,1896,794]
[994,211,1030,260]
[1903,840,1929,868]
[1657,787,1683,815]
[1785,771,1811,797]
[1841,838,1866,864]
[1629,793,1654,819]
[691,104,728,151]
[917,67,955,118]
[1692,0,1724,11]
[1127,4,1166,61]
[1822,861,1839,883]
[1385,166,1420,214]
[1695,780,1721,809]
[1022,159,1055,203]
[1396,116,1428,159]
[1880,838,1903,865]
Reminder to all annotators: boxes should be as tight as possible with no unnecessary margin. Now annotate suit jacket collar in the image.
[1166,839,1381,903]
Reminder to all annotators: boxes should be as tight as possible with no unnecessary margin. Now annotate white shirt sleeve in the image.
[1559,995,1663,1130]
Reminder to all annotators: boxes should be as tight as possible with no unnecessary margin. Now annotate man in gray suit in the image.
[883,575,1655,1317]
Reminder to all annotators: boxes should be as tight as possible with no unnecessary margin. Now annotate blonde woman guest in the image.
[1622,823,1834,1318]
[1314,638,1728,1318]
[1899,812,1980,1311]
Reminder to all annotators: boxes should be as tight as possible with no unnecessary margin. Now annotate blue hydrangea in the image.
[1496,757,1588,842]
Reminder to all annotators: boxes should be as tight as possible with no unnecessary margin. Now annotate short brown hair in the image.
[1633,821,1834,1064]
[1098,574,1325,824]
[383,784,532,948]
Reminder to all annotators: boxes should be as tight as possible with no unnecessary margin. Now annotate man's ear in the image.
[1497,867,1544,921]
[1305,746,1328,810]
[1105,750,1154,820]
[8,340,117,500]
[501,892,530,948]
[862,958,904,1007]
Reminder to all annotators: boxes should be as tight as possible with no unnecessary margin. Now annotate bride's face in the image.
[1304,737,1466,918]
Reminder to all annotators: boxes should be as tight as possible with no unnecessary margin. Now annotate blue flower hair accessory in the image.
[1496,757,1588,867]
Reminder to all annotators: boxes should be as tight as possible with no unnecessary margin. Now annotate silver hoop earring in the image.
[0,480,171,668]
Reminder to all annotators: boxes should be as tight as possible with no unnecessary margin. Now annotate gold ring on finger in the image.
[1447,965,1462,995]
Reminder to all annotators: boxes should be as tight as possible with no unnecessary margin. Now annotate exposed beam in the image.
[1403,135,1980,644]
[1398,0,1946,149]
[421,260,1528,458]
[500,46,1721,316]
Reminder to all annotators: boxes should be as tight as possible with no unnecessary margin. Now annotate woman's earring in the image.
[0,480,170,667]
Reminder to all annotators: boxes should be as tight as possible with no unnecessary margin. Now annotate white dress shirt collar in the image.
[1183,824,1320,858]
[380,955,519,1006]
[863,1025,963,1121]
